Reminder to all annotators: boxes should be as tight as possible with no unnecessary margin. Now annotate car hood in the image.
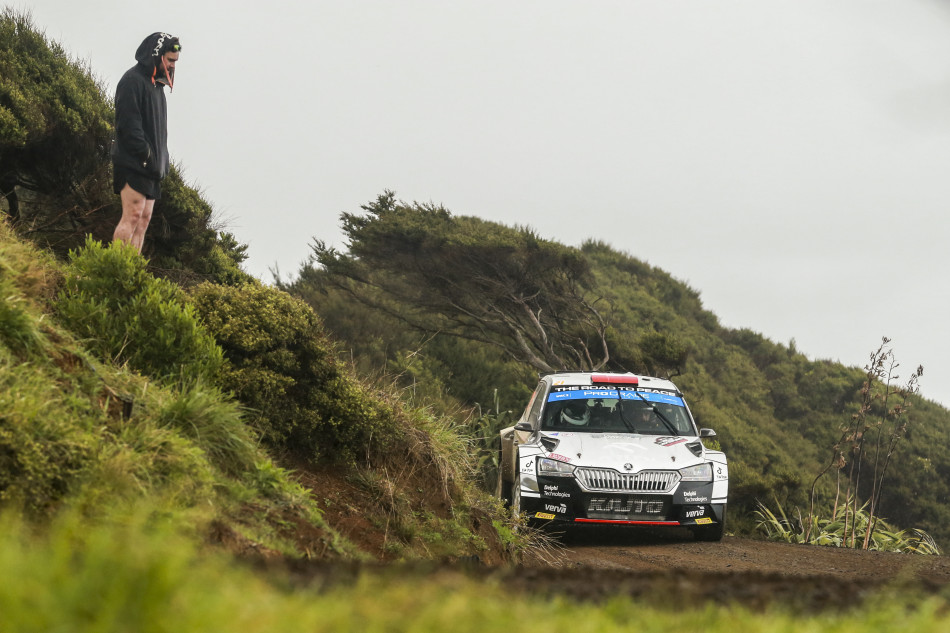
[540,431,703,472]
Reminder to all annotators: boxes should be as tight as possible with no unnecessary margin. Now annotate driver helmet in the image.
[561,400,590,426]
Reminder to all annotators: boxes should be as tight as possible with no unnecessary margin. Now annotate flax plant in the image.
[803,338,924,549]
[755,497,940,554]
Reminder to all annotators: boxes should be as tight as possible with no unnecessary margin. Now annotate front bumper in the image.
[523,475,725,527]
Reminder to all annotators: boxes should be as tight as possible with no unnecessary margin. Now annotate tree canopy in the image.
[309,191,611,372]
[0,9,113,223]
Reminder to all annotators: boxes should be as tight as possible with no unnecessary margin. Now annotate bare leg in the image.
[114,184,154,253]
[130,199,154,252]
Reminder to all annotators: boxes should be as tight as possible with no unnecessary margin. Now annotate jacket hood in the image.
[134,32,180,67]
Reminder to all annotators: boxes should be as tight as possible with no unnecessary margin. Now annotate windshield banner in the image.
[547,387,684,407]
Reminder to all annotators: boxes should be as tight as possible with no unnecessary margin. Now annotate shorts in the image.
[113,165,161,200]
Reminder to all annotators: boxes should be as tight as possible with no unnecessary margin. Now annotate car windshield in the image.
[540,388,695,435]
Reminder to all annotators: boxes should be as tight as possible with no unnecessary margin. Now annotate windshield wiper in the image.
[610,388,638,434]
[630,392,680,436]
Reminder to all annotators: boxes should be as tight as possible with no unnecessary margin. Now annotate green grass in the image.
[755,498,942,554]
[0,508,948,633]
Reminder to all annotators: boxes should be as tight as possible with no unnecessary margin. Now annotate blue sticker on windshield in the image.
[618,391,684,406]
[548,387,684,407]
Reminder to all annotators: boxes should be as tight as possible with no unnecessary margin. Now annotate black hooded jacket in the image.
[111,32,178,180]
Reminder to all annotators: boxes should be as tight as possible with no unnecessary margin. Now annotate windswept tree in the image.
[0,10,113,226]
[305,191,611,373]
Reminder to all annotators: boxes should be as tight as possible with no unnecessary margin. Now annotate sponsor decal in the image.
[547,453,572,463]
[695,518,713,525]
[545,503,568,514]
[655,437,689,447]
[715,466,727,480]
[682,490,709,503]
[543,484,571,499]
[684,507,706,518]
[547,386,685,407]
[521,458,534,473]
[535,512,556,520]
[589,498,664,514]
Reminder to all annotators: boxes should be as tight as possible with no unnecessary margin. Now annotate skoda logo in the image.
[623,463,633,471]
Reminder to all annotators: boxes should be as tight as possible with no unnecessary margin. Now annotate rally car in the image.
[496,371,728,541]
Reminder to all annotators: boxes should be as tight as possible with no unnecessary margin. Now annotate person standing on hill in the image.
[111,32,181,252]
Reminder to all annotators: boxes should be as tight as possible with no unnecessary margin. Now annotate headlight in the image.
[678,463,712,482]
[538,458,575,477]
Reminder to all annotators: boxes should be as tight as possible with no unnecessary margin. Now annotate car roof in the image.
[542,371,681,394]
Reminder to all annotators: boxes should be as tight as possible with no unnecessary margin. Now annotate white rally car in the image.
[497,372,728,541]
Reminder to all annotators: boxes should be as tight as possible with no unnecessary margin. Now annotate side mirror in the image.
[700,428,717,438]
[514,421,534,432]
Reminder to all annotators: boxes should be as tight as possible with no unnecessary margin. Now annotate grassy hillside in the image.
[287,198,950,545]
[2,11,950,630]
[0,213,513,566]
[2,10,515,564]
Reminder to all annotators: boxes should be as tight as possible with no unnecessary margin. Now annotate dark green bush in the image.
[147,168,253,287]
[190,282,402,463]
[56,237,223,383]
[0,10,113,225]
[0,360,96,513]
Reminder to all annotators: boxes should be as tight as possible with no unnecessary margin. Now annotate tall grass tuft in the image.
[755,497,941,554]
[156,383,260,478]
[467,388,515,491]
[0,276,46,355]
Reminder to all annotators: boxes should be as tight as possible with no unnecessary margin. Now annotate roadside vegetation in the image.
[287,195,950,546]
[3,9,950,628]
[3,507,950,633]
[755,339,939,553]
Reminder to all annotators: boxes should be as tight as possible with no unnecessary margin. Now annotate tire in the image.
[496,451,513,507]
[511,473,523,520]
[692,507,726,542]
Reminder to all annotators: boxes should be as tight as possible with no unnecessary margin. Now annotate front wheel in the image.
[511,474,523,520]
[692,507,726,542]
[496,453,513,507]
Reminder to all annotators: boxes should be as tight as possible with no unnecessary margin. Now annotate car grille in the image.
[575,468,679,493]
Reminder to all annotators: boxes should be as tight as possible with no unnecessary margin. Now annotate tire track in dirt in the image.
[509,528,950,610]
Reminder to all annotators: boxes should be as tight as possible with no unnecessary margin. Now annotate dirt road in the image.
[508,527,950,610]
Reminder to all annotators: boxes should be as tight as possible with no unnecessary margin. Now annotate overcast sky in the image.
[29,0,950,407]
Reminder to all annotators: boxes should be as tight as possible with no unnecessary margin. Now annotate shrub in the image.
[147,168,253,286]
[190,282,402,463]
[192,283,397,461]
[56,237,223,383]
